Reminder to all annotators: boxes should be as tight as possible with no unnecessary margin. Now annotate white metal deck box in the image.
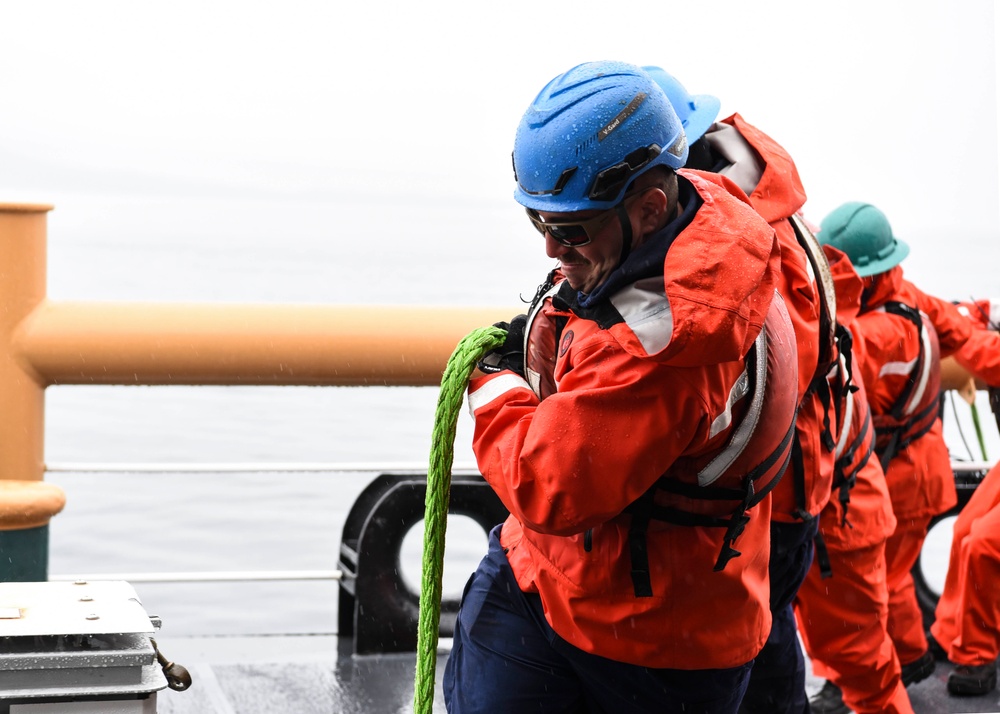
[0,581,168,713]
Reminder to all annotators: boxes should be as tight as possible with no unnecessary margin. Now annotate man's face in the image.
[533,204,628,294]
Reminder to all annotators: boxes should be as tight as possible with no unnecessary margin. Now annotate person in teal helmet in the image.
[444,60,800,714]
[820,202,910,278]
[819,202,983,701]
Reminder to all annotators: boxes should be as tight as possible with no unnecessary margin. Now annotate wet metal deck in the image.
[154,635,444,713]
[151,635,1000,713]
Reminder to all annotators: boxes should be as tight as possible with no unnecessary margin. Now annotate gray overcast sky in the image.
[0,1,997,291]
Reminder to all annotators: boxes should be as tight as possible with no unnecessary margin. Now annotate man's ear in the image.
[637,188,669,234]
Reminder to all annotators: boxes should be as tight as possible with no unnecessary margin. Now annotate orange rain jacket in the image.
[956,299,999,331]
[954,299,1000,386]
[854,266,969,522]
[467,170,797,670]
[707,114,832,523]
[931,460,1000,665]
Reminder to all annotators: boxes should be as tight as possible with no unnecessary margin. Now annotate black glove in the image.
[478,314,527,378]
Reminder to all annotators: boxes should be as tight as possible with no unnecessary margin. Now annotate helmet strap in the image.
[616,201,633,265]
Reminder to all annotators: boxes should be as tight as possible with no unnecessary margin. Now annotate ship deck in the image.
[152,634,1000,714]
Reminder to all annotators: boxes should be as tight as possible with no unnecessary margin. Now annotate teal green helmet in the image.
[818,202,909,277]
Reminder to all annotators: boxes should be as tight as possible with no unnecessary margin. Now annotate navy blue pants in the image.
[738,519,818,714]
[443,526,753,714]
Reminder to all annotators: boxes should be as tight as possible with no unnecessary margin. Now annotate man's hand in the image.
[477,314,527,378]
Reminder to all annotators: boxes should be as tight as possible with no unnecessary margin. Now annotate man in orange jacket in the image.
[646,67,831,714]
[930,461,1000,696]
[929,300,1000,696]
[817,202,973,693]
[444,61,799,714]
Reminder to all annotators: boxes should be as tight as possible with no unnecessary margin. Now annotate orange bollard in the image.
[0,204,63,581]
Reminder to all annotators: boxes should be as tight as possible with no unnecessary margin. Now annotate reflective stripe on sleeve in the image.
[468,373,533,415]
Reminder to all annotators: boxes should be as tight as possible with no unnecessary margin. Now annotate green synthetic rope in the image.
[414,325,506,714]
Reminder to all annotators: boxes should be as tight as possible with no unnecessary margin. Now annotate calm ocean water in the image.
[32,189,1000,638]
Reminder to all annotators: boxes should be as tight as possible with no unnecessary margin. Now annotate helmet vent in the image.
[576,136,597,157]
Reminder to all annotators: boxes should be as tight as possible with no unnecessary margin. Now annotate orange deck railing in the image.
[0,203,509,579]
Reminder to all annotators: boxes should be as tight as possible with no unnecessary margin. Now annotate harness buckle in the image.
[713,479,755,571]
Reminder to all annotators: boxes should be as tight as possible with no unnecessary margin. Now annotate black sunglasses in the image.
[526,188,654,247]
[525,205,620,247]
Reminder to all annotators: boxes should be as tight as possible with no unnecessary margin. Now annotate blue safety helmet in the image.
[642,66,721,145]
[512,61,688,212]
[818,202,910,277]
